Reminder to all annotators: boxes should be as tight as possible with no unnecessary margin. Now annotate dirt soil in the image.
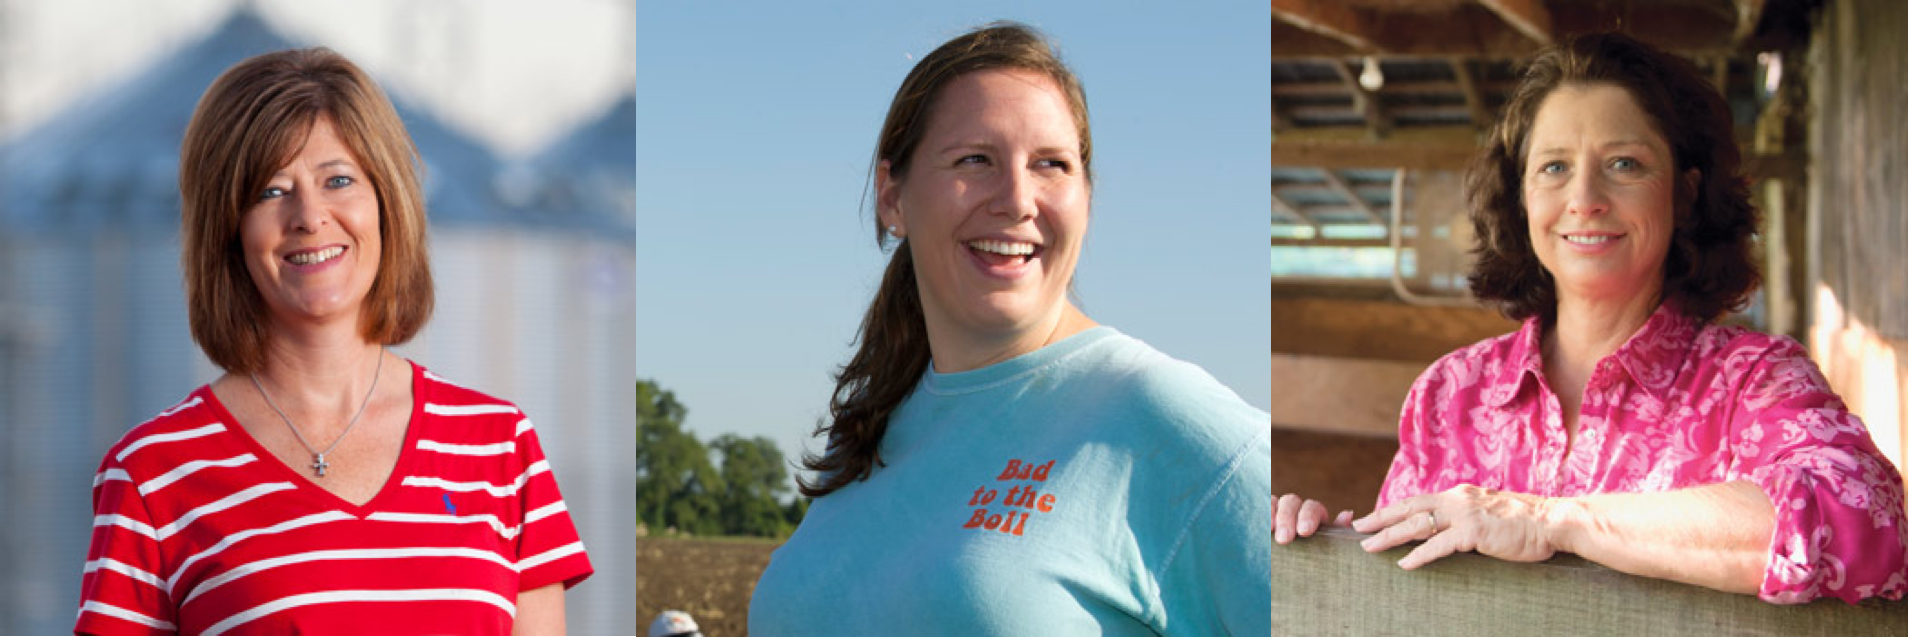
[636,536,779,637]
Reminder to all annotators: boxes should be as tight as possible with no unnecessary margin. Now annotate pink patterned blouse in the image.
[1377,303,1908,603]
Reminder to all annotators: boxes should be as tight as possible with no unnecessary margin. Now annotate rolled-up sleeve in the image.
[1378,365,1442,511]
[1730,341,1908,603]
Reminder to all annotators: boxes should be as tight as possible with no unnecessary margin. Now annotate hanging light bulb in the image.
[1759,51,1783,96]
[1358,56,1385,91]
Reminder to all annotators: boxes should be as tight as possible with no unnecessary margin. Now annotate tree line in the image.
[637,379,807,537]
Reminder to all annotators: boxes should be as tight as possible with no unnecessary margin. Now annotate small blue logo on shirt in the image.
[442,493,458,515]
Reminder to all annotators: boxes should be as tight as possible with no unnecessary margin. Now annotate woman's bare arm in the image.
[513,583,567,635]
[1355,480,1773,594]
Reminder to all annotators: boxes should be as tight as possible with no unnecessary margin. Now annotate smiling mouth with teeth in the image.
[967,239,1038,262]
[1562,234,1617,245]
[287,246,345,266]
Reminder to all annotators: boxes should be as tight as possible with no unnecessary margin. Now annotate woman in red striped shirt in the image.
[75,48,592,635]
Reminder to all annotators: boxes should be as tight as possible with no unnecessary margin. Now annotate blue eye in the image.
[1036,158,1072,172]
[1538,161,1566,175]
[327,175,355,188]
[955,154,989,167]
[260,186,287,200]
[1610,157,1640,171]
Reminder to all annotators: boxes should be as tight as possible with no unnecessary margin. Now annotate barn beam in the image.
[1270,0,1382,52]
[1733,0,1769,45]
[1271,126,1480,170]
[1478,0,1556,46]
[1270,188,1322,231]
[1448,57,1492,129]
[1319,169,1387,226]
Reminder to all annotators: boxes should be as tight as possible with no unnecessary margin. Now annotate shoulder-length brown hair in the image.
[180,47,433,374]
[1466,32,1758,324]
[799,23,1093,498]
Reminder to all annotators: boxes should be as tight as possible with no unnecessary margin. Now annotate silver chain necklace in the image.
[249,348,385,478]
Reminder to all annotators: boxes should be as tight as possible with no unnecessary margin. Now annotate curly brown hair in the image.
[1466,32,1758,324]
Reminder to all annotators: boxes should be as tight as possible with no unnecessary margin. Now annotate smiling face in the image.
[241,115,383,330]
[1523,83,1683,308]
[877,68,1090,363]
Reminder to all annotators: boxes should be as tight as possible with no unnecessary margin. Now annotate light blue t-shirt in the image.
[749,327,1272,635]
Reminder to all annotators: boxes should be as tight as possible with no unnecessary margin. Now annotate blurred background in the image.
[1259,0,1908,534]
[636,2,1271,633]
[0,1,635,634]
[637,1,1273,505]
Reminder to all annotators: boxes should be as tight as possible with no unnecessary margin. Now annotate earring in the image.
[887,225,902,239]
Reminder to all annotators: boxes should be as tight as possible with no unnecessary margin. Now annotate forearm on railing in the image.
[1544,480,1772,595]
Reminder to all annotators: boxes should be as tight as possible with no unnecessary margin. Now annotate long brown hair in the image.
[1465,32,1758,324]
[180,47,435,374]
[799,23,1093,497]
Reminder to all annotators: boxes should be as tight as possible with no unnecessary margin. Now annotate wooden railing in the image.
[1273,527,1908,634]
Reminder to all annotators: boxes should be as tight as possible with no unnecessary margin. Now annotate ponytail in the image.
[799,22,1089,498]
[799,242,931,497]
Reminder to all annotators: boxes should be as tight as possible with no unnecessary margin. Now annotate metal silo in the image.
[0,8,634,634]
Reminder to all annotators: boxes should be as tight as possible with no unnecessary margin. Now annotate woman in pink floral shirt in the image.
[1273,32,1908,603]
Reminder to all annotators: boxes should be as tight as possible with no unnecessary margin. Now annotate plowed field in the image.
[636,536,779,637]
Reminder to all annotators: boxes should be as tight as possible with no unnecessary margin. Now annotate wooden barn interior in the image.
[1266,0,1908,519]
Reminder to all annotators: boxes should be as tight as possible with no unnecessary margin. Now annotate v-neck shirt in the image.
[76,361,593,634]
[216,365,419,512]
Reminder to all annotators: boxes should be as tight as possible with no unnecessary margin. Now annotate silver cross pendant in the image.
[312,453,330,477]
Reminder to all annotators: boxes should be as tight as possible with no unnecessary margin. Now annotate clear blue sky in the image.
[636,3,1271,489]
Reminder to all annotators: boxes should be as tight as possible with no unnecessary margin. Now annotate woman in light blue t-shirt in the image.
[748,22,1271,636]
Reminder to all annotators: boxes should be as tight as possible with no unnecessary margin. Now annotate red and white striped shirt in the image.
[75,362,593,635]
